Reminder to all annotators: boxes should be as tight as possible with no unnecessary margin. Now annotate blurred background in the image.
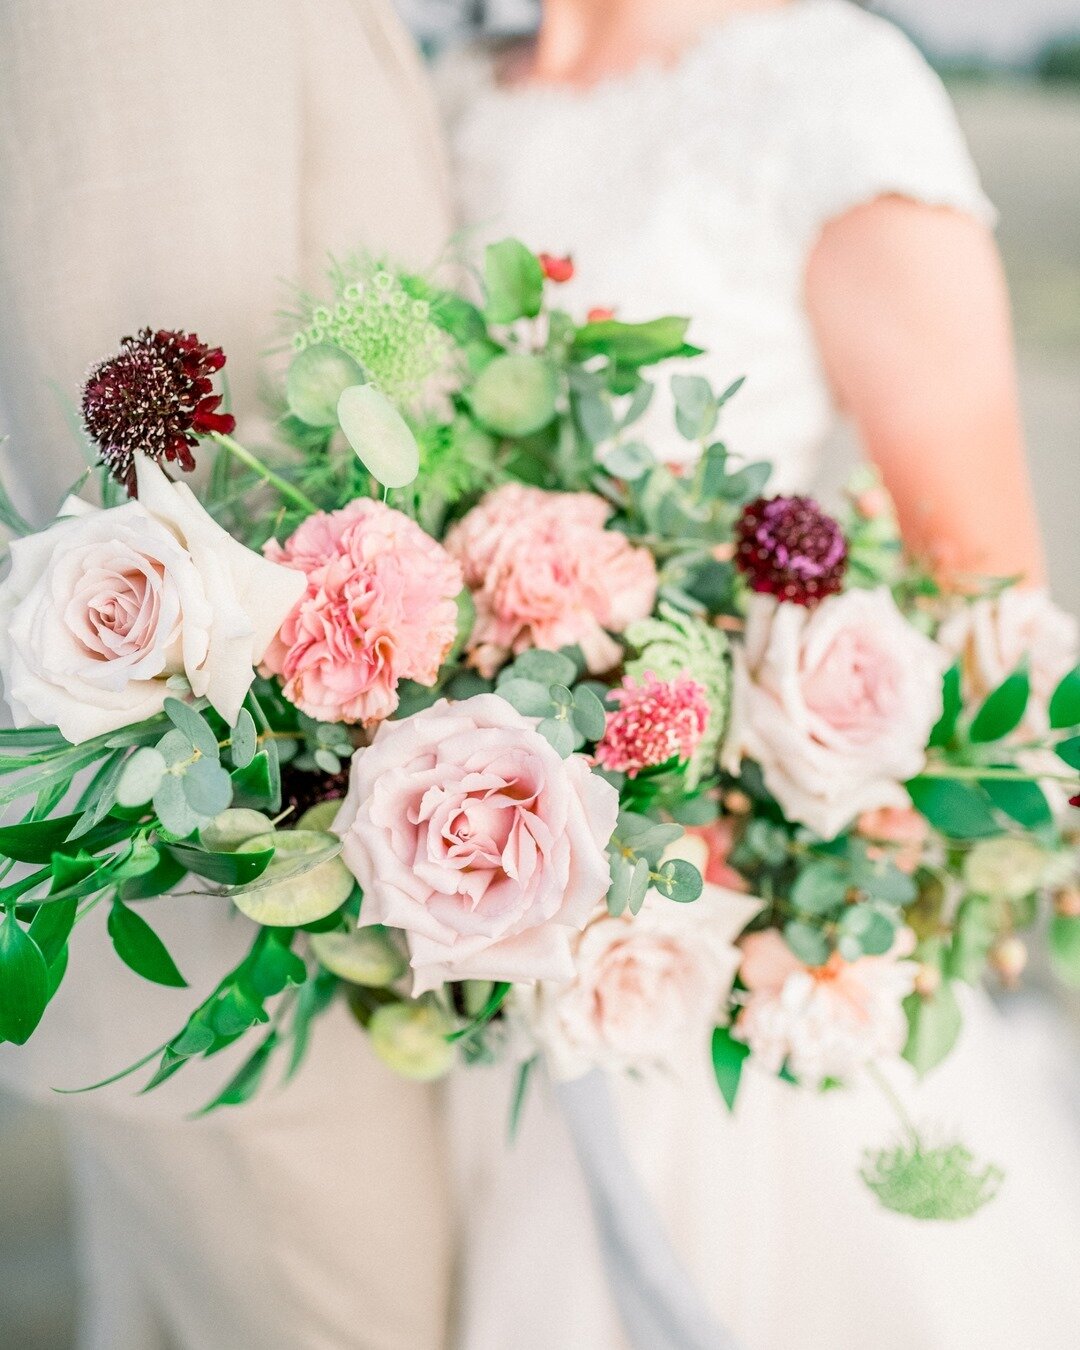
[2,2,1078,1345]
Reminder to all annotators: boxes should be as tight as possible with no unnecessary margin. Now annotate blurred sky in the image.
[395,0,1080,59]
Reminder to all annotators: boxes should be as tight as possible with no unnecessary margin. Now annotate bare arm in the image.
[806,196,1046,586]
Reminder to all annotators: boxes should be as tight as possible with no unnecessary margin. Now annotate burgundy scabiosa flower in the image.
[735,495,848,606]
[596,672,710,778]
[81,328,236,494]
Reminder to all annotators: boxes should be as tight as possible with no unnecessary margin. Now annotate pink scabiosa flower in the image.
[596,672,709,778]
[82,328,236,494]
[445,483,657,677]
[262,499,463,725]
[735,495,847,606]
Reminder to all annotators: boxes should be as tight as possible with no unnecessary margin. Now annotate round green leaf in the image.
[310,925,407,987]
[655,858,704,904]
[337,384,420,489]
[198,809,275,853]
[368,1001,455,1081]
[784,920,830,967]
[232,831,353,926]
[468,354,558,438]
[286,343,365,427]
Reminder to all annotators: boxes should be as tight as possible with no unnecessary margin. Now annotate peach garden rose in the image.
[0,454,304,744]
[334,695,619,995]
[527,887,761,1080]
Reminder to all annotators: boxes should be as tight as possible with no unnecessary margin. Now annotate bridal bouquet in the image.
[1,241,1077,1219]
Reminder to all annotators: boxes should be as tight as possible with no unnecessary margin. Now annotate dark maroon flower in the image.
[281,762,351,823]
[735,495,848,606]
[81,328,236,494]
[1071,793,1080,810]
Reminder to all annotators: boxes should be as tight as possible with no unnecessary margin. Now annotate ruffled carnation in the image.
[596,672,709,777]
[734,930,916,1087]
[262,499,463,725]
[445,484,657,677]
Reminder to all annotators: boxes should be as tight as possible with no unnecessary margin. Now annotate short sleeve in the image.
[784,5,997,248]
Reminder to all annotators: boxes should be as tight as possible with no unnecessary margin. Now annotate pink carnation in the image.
[445,484,657,677]
[262,499,463,725]
[596,672,709,777]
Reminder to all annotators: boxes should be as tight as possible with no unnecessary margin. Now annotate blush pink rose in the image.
[444,483,657,677]
[683,818,748,892]
[262,498,463,725]
[526,888,761,1079]
[735,929,916,1087]
[334,695,619,994]
[725,590,947,840]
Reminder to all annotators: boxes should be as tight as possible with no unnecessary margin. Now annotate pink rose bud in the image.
[587,306,615,323]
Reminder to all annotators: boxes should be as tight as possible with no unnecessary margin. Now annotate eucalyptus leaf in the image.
[570,685,608,742]
[504,649,578,687]
[163,698,220,758]
[601,440,654,481]
[181,757,233,817]
[653,858,703,904]
[671,374,718,441]
[496,678,556,719]
[784,920,830,967]
[537,717,575,758]
[230,710,257,769]
[115,747,167,809]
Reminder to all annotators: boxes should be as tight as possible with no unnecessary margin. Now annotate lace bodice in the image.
[437,0,995,490]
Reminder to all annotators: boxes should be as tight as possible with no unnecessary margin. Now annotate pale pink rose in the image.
[735,929,917,1087]
[938,589,1078,735]
[526,887,761,1079]
[262,499,463,725]
[0,455,304,744]
[444,483,657,677]
[856,806,929,874]
[724,590,947,840]
[334,695,619,994]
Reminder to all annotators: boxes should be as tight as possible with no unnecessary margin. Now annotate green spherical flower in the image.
[861,1139,1004,1221]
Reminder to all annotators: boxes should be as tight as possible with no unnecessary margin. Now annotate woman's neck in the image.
[528,0,793,86]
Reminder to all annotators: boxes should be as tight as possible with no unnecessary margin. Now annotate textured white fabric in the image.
[0,4,453,1346]
[438,5,1080,1348]
[437,0,996,490]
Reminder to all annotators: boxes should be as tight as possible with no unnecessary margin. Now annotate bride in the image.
[437,2,1080,1347]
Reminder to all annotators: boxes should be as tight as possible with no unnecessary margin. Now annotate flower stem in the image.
[920,762,1075,784]
[866,1061,921,1152]
[211,433,318,515]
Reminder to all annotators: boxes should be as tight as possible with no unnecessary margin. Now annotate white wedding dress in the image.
[437,4,1080,1348]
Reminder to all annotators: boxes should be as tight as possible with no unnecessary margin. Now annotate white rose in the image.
[725,590,947,840]
[938,589,1078,735]
[0,455,305,744]
[525,885,761,1080]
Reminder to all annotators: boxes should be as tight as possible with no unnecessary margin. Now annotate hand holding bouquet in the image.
[1,243,1077,1220]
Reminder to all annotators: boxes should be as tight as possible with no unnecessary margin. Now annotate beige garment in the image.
[0,3,453,1346]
